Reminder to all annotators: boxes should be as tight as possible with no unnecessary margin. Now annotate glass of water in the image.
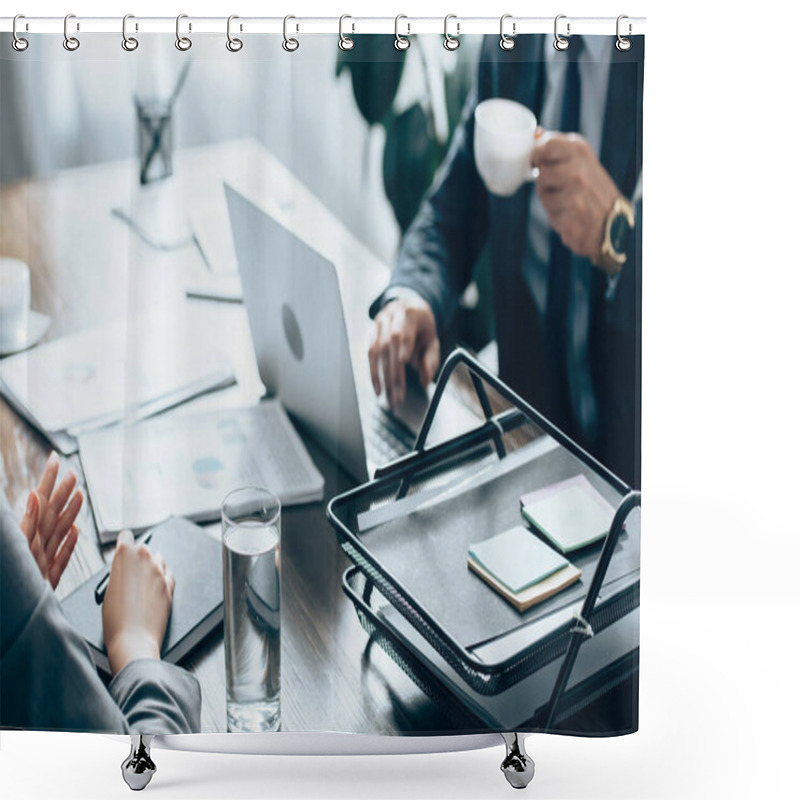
[222,487,281,732]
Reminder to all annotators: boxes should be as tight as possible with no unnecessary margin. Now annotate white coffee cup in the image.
[474,98,540,197]
[0,258,31,349]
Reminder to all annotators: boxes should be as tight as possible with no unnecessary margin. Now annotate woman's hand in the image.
[19,451,84,590]
[102,529,176,676]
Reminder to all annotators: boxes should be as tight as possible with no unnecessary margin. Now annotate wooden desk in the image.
[0,139,457,734]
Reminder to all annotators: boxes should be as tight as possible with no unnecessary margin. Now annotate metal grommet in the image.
[338,14,355,51]
[12,14,29,52]
[122,14,139,51]
[394,15,410,51]
[175,14,192,51]
[282,15,299,52]
[63,13,80,51]
[443,14,460,51]
[554,14,570,51]
[226,15,243,52]
[616,15,632,52]
[499,14,516,51]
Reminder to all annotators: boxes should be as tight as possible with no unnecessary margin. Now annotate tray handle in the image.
[373,348,630,501]
[543,489,641,728]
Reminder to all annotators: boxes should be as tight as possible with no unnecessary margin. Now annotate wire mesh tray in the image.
[327,349,641,699]
[342,564,640,731]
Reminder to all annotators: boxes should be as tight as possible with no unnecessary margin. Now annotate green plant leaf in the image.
[337,35,406,126]
[335,47,347,78]
[444,64,475,148]
[383,103,438,232]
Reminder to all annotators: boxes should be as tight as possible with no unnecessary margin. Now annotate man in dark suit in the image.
[369,34,643,488]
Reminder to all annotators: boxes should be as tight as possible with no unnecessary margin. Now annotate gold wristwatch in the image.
[595,196,635,276]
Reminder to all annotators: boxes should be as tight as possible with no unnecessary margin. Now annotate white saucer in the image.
[0,310,51,357]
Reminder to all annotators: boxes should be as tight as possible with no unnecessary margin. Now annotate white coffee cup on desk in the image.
[0,258,31,350]
[474,98,542,197]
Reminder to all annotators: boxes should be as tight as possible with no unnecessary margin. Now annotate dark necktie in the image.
[544,36,597,444]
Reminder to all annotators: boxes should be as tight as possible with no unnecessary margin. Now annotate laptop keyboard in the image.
[367,405,417,467]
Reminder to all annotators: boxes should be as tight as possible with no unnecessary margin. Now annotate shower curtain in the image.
[0,19,643,739]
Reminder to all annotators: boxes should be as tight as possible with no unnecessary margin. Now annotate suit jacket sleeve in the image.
[603,195,642,339]
[604,196,642,306]
[371,72,491,333]
[108,658,201,734]
[0,508,201,733]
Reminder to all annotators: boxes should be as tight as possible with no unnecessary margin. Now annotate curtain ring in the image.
[443,14,460,51]
[499,14,515,51]
[12,14,29,52]
[283,15,299,52]
[63,13,80,51]
[227,15,243,52]
[122,14,139,51]
[394,15,410,51]
[338,14,355,51]
[616,15,632,52]
[176,14,192,51]
[554,14,570,51]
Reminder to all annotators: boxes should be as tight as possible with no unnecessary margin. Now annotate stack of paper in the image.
[520,474,616,554]
[468,526,582,612]
[0,309,236,454]
[79,400,324,543]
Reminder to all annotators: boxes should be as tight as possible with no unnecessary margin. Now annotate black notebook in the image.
[61,516,223,675]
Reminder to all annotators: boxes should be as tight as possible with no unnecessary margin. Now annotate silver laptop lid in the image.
[225,183,369,484]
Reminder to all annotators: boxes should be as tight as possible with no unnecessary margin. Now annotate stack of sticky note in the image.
[520,474,615,554]
[467,526,582,612]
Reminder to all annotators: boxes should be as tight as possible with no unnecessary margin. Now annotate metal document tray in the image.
[327,349,640,714]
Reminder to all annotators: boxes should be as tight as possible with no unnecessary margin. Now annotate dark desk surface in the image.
[0,139,458,734]
[184,432,459,733]
[0,139,636,736]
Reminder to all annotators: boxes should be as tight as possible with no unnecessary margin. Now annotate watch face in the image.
[610,213,631,254]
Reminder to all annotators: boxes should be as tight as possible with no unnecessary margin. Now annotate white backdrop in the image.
[2,1,798,798]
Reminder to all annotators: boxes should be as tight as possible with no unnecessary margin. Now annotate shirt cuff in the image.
[369,285,428,319]
[382,286,426,306]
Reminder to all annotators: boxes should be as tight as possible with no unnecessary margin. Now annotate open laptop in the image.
[225,183,430,484]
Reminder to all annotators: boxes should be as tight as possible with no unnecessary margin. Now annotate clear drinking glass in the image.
[222,487,281,732]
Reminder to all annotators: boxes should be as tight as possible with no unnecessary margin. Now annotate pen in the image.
[94,531,153,605]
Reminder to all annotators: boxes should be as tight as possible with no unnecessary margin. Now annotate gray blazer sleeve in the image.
[109,659,201,734]
[1,508,201,733]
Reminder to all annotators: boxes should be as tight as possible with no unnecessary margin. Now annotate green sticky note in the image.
[468,526,569,595]
[522,483,612,553]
